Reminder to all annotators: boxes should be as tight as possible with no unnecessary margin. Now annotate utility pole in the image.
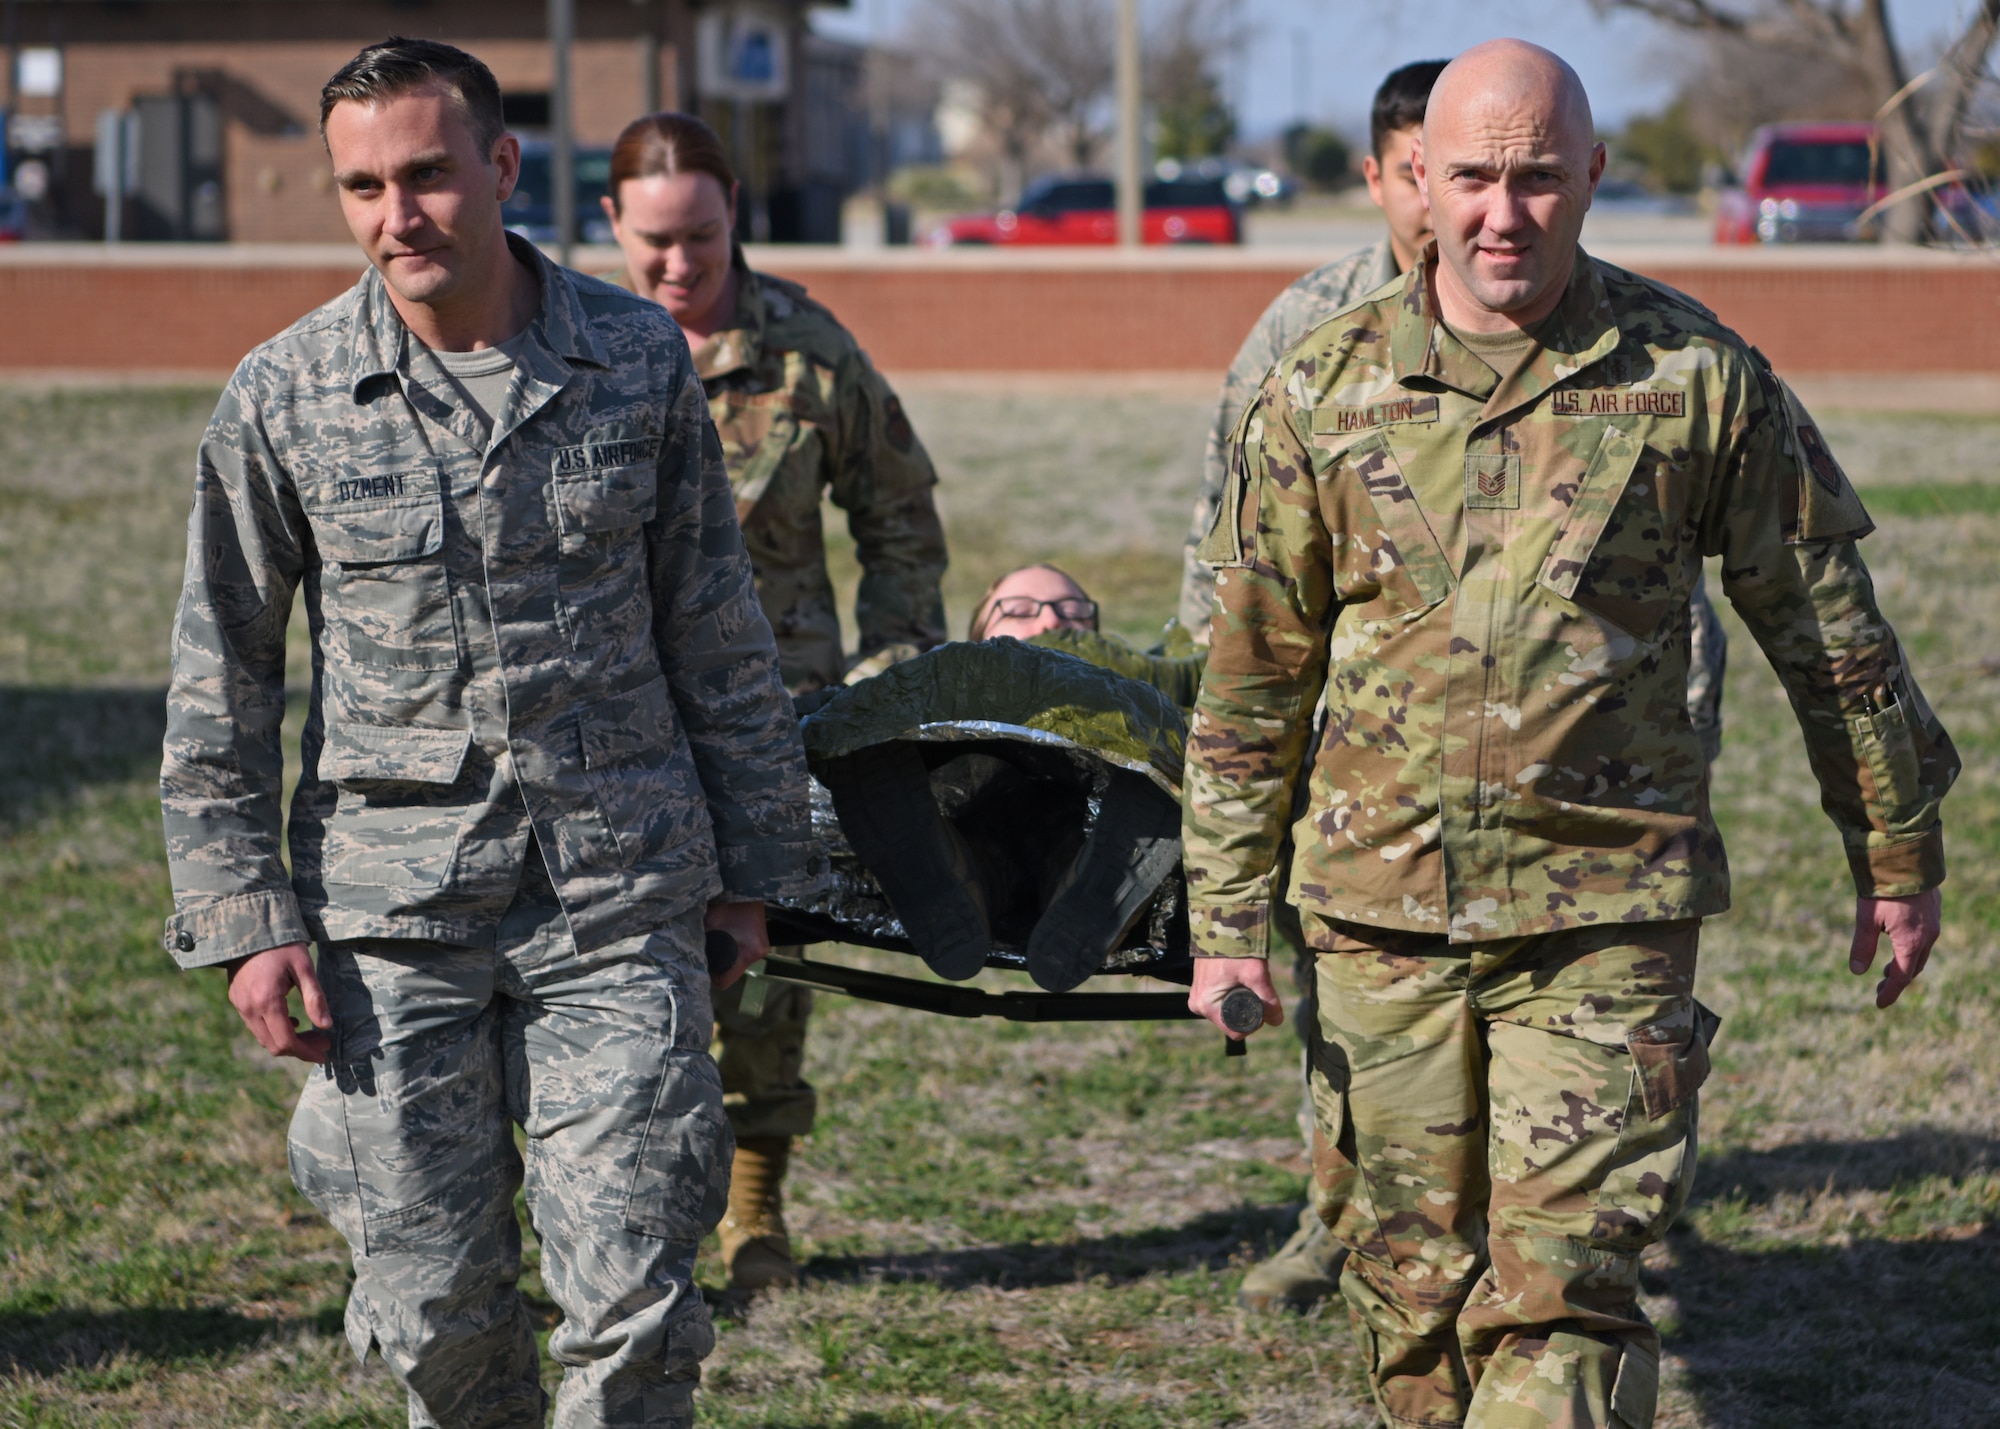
[1294,29,1310,126]
[549,0,576,265]
[638,0,661,114]
[1115,0,1141,248]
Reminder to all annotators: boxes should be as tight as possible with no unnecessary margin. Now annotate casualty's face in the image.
[325,81,518,311]
[977,566,1098,642]
[605,170,738,331]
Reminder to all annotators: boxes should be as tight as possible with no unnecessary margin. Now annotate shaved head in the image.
[1425,41,1595,161]
[1412,40,1605,332]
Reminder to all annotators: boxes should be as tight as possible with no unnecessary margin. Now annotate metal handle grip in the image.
[704,929,739,980]
[1219,985,1266,1037]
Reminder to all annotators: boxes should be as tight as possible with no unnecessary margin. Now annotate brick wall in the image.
[1,246,1995,379]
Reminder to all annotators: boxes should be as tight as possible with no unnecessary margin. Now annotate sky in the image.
[810,0,1984,141]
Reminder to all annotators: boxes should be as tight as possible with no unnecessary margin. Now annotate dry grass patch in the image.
[1,384,1996,1424]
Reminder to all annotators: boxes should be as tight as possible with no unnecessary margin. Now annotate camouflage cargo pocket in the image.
[625,1049,733,1242]
[660,1286,717,1385]
[1848,681,1934,834]
[1609,1334,1662,1429]
[287,1064,367,1248]
[308,476,460,672]
[1592,1000,1719,1250]
[1305,1016,1378,1243]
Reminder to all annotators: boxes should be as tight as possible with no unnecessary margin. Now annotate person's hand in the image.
[1851,888,1942,1009]
[225,942,332,1063]
[1188,955,1284,1040]
[705,899,770,990]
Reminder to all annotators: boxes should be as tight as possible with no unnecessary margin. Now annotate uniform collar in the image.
[692,246,764,384]
[346,233,609,400]
[1388,242,1623,421]
[1362,236,1401,293]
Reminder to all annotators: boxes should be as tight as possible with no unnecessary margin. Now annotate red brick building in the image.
[0,0,860,243]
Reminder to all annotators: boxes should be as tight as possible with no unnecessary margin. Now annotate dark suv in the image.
[504,142,616,246]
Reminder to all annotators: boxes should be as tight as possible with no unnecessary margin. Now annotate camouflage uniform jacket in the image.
[1183,246,1958,955]
[692,259,948,693]
[1177,238,1400,635]
[160,239,816,970]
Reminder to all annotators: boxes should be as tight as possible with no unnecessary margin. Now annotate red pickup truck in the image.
[1713,122,1885,244]
[927,173,1241,247]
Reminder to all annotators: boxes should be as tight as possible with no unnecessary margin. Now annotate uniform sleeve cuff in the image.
[1189,901,1272,958]
[1846,825,1945,898]
[162,888,309,970]
[716,841,828,903]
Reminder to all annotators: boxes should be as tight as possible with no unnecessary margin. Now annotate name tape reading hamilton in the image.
[1327,395,1441,433]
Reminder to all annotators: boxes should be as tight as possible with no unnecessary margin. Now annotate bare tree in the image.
[1592,0,2000,242]
[913,0,1116,198]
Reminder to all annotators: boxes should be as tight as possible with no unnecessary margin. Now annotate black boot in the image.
[819,742,993,981]
[1022,768,1182,993]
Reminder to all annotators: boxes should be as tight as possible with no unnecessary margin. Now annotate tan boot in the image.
[1238,1205,1346,1312]
[719,1136,799,1293]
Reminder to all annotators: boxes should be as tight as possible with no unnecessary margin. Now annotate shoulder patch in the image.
[1772,373,1874,545]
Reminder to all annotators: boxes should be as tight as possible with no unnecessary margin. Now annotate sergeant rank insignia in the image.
[1464,453,1521,510]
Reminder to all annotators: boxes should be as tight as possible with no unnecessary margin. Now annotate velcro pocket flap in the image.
[1847,678,1933,833]
[578,674,673,771]
[1195,402,1259,568]
[1626,999,1719,1122]
[1538,422,1641,601]
[552,461,659,538]
[659,1289,716,1380]
[320,722,473,786]
[308,483,445,565]
[1347,432,1454,607]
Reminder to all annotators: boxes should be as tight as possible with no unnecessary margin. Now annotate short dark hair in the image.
[1370,60,1450,158]
[320,37,505,154]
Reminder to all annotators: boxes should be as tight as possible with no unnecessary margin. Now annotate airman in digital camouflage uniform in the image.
[159,41,814,1428]
[602,111,948,1293]
[1183,59,1730,1316]
[1183,41,1955,1429]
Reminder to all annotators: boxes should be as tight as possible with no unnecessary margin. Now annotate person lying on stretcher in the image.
[786,566,1205,993]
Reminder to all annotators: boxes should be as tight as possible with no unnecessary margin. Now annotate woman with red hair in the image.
[603,110,950,1297]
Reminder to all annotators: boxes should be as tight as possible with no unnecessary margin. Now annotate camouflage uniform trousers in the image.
[711,959,818,1140]
[1304,919,1712,1429]
[288,859,729,1429]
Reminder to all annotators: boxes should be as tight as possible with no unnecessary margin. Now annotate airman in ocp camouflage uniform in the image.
[1177,60,1729,1318]
[696,257,949,1290]
[698,262,948,692]
[160,42,814,1428]
[1183,41,1954,1429]
[602,111,949,1293]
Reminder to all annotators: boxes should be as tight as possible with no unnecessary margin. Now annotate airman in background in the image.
[1183,40,1954,1428]
[604,110,948,1295]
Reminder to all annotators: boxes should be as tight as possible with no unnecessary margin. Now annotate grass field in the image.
[0,382,1995,1427]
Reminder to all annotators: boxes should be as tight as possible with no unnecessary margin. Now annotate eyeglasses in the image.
[988,596,1098,624]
